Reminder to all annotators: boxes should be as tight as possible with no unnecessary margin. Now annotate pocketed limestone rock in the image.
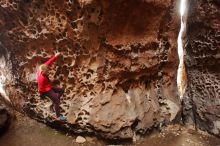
[183,0,220,137]
[0,0,182,139]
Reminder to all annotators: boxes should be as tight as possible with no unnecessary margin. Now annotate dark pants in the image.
[41,87,64,117]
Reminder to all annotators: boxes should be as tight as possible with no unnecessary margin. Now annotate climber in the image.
[36,52,66,121]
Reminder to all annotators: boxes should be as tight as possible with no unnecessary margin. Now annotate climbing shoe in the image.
[58,115,66,121]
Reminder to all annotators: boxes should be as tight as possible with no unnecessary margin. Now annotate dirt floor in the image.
[0,112,220,146]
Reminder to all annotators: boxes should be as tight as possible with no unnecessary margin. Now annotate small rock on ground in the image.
[76,136,86,144]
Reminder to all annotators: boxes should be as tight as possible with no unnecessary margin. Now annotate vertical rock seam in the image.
[177,0,187,100]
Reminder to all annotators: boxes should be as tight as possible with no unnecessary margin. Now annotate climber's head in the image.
[39,64,48,74]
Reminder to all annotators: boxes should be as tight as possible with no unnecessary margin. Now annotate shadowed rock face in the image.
[0,0,181,139]
[0,102,10,135]
[183,0,220,136]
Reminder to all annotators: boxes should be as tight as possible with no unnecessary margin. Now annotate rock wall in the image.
[183,0,220,136]
[0,101,11,136]
[0,102,11,135]
[0,0,181,139]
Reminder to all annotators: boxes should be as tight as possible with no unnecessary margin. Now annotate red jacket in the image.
[36,56,57,94]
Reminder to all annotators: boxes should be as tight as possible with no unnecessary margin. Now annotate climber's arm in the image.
[44,52,60,66]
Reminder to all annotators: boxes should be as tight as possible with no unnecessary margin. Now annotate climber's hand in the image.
[55,52,60,57]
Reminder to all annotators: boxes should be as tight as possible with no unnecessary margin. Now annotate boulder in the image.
[0,0,181,139]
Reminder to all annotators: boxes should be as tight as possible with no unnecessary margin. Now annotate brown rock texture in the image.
[183,0,220,136]
[0,0,181,139]
[0,101,11,135]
